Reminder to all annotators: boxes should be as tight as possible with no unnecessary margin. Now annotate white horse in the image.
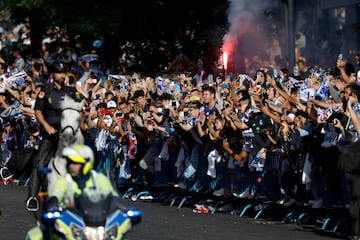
[47,96,84,193]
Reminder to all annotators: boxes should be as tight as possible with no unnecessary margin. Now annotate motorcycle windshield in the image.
[74,194,114,227]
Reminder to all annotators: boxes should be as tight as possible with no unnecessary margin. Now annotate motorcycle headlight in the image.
[85,226,105,240]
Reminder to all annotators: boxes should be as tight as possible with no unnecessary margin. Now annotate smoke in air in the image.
[222,0,275,73]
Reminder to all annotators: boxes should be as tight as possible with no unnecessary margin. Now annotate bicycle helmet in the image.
[62,144,94,175]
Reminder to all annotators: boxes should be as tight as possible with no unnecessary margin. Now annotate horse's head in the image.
[60,96,83,146]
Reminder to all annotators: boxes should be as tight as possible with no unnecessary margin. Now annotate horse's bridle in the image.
[52,107,82,175]
[60,107,81,137]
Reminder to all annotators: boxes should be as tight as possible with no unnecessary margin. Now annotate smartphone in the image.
[101,109,109,115]
[323,107,333,121]
[199,111,205,122]
[208,74,214,83]
[115,112,123,118]
[337,54,343,62]
[220,83,229,89]
[172,101,177,107]
[101,76,107,86]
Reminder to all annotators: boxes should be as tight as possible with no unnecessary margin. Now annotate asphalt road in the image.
[0,184,350,240]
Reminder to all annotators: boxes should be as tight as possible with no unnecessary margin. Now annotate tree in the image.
[6,0,228,74]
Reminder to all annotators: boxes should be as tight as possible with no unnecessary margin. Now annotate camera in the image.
[115,112,123,118]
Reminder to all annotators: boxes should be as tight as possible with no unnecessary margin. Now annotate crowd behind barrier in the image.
[0,23,359,238]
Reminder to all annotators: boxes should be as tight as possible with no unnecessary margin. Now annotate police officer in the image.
[26,61,79,211]
[35,144,126,240]
[48,144,119,210]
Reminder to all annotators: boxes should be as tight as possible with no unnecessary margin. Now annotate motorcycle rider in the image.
[27,144,135,240]
[47,143,119,210]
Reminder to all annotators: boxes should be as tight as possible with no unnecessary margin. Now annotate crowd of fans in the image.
[0,22,360,236]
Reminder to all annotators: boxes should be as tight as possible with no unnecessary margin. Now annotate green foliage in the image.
[5,0,229,73]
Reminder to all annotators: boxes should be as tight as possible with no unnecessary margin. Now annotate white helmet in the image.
[62,144,94,175]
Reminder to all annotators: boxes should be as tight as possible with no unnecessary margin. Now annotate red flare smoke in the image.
[223,52,228,71]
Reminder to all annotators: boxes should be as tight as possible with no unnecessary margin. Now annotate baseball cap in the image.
[107,100,117,109]
[186,101,202,109]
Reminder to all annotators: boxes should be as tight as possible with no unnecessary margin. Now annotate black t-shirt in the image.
[245,113,272,151]
[245,113,272,134]
[299,68,310,80]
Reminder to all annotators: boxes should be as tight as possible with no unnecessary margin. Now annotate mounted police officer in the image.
[26,61,80,211]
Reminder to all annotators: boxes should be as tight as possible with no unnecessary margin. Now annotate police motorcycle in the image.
[25,194,142,240]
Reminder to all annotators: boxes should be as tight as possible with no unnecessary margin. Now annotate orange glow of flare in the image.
[223,52,228,71]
